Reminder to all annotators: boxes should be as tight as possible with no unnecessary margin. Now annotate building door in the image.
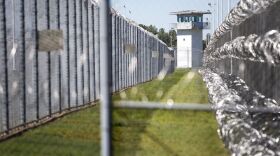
[177,34,192,68]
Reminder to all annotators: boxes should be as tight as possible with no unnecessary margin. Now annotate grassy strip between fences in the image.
[0,69,229,156]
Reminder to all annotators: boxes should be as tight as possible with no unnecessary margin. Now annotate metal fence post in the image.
[99,0,112,156]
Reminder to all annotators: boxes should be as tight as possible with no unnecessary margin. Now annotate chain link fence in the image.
[0,0,174,139]
[205,0,280,103]
[204,0,280,155]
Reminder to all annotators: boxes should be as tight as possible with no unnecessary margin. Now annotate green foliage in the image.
[139,24,177,47]
[169,29,177,47]
[148,25,158,35]
[139,24,158,35]
[157,28,170,46]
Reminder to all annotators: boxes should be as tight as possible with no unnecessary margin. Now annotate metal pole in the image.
[228,0,231,13]
[208,3,215,34]
[170,34,173,47]
[100,0,113,156]
[230,31,233,74]
[217,0,219,26]
[212,5,215,34]
[228,0,233,75]
[220,0,223,23]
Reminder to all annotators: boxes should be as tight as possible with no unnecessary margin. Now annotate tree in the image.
[139,24,177,47]
[147,25,158,35]
[169,29,177,47]
[139,24,148,30]
[139,24,158,35]
[158,28,170,46]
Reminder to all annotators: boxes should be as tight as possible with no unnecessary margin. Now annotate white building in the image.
[171,10,210,68]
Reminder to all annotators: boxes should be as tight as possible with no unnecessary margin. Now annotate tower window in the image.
[181,17,184,22]
[186,16,189,22]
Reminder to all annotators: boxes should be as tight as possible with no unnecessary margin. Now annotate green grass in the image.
[0,69,229,156]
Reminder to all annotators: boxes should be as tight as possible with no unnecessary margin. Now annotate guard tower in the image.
[170,10,210,68]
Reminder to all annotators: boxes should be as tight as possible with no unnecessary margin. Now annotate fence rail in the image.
[0,0,174,136]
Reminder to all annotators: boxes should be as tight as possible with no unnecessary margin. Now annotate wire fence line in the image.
[203,1,280,155]
[115,101,212,111]
[115,101,280,113]
[0,0,175,138]
[204,1,280,104]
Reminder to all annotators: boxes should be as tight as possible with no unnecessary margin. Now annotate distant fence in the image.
[205,1,280,103]
[0,0,174,136]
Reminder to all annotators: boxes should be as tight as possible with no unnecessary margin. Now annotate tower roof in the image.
[170,10,211,15]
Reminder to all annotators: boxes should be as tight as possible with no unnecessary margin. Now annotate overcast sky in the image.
[111,0,240,38]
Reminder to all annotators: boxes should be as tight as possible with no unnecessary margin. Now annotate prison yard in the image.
[0,0,279,154]
[0,69,228,156]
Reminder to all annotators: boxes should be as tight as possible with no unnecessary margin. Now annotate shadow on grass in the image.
[112,69,190,156]
[145,131,179,156]
[0,107,101,156]
[0,69,216,156]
